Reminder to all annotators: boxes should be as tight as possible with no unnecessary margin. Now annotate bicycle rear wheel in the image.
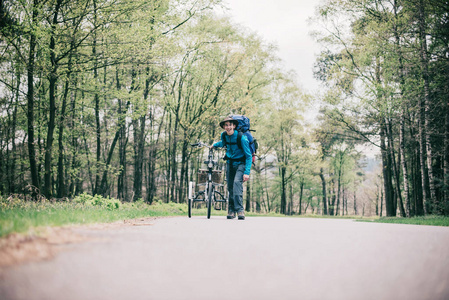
[207,182,213,219]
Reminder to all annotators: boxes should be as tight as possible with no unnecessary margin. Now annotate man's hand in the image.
[243,174,250,182]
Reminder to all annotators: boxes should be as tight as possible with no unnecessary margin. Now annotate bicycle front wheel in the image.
[207,182,213,219]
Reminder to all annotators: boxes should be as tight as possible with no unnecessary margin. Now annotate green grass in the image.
[366,216,449,227]
[2,194,449,238]
[0,194,188,238]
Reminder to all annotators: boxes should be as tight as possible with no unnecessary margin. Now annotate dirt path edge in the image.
[0,217,158,268]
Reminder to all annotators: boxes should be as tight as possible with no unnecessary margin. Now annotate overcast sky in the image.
[219,0,323,94]
[217,1,380,158]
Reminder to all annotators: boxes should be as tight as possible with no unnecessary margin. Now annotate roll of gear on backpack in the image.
[220,115,258,163]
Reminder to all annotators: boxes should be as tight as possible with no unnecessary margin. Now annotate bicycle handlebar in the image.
[191,142,212,148]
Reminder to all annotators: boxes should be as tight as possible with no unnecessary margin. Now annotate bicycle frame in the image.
[188,143,227,219]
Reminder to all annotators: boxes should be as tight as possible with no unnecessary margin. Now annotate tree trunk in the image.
[386,119,406,217]
[116,68,127,200]
[69,74,79,197]
[27,0,40,197]
[336,167,342,216]
[445,98,449,214]
[94,95,101,193]
[44,73,56,198]
[147,107,165,204]
[265,164,271,212]
[254,162,261,213]
[288,179,293,215]
[393,0,411,217]
[147,121,156,204]
[99,125,123,195]
[170,124,178,203]
[413,140,424,215]
[376,183,380,216]
[43,0,63,198]
[92,0,101,195]
[299,179,304,215]
[379,180,383,217]
[133,66,156,202]
[304,197,310,214]
[329,178,337,216]
[10,59,20,194]
[100,99,130,197]
[56,77,69,198]
[353,181,357,215]
[418,0,437,213]
[37,83,45,185]
[133,116,146,201]
[147,140,156,204]
[83,122,95,194]
[117,125,128,201]
[380,122,395,216]
[0,135,4,194]
[280,166,287,214]
[400,110,411,217]
[56,47,73,198]
[418,91,430,214]
[443,54,449,214]
[319,168,328,215]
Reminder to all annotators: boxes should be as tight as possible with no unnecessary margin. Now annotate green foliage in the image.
[7,0,436,219]
[366,216,449,227]
[0,0,296,210]
[0,195,187,238]
[73,193,121,210]
[310,0,449,217]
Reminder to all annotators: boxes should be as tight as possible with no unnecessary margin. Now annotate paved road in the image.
[1,216,449,300]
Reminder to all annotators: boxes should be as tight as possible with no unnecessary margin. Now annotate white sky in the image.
[217,1,381,159]
[219,0,323,94]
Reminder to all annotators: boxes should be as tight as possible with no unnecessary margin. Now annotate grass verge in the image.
[0,194,188,238]
[3,194,449,238]
[364,216,449,227]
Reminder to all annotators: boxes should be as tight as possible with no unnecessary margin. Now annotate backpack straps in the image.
[237,131,243,149]
[221,131,226,147]
[221,131,245,162]
[222,131,243,149]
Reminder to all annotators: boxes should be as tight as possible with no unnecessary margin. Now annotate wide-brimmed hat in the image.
[219,116,238,128]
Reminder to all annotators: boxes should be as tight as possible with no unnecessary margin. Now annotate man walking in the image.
[213,116,252,220]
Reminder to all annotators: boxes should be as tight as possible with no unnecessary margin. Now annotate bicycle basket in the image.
[197,169,207,184]
[197,169,222,184]
[212,170,222,183]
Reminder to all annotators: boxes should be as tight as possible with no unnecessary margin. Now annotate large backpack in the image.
[221,115,258,163]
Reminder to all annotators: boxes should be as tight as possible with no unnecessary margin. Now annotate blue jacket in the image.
[213,131,252,175]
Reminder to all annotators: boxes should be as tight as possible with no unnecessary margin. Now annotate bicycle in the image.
[188,142,227,219]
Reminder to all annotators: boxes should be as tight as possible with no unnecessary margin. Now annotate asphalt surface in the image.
[1,216,449,300]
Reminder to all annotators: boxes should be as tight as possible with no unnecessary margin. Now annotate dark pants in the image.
[227,163,245,213]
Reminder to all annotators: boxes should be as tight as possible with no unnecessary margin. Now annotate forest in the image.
[0,0,448,217]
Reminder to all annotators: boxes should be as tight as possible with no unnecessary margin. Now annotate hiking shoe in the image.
[238,211,245,220]
[227,211,236,219]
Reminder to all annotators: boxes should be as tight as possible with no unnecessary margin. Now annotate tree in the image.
[260,71,306,214]
[312,0,449,216]
[1,0,313,210]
